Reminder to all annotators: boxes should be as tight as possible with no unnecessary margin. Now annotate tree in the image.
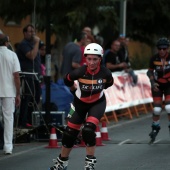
[0,0,118,41]
[1,0,170,47]
[127,0,170,46]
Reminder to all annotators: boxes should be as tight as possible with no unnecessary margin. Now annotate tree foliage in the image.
[1,0,170,46]
[0,0,118,41]
[127,0,170,46]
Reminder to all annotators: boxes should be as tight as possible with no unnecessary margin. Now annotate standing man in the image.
[0,34,21,154]
[60,32,87,77]
[17,24,41,128]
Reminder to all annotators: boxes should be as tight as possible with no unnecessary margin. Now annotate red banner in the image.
[105,70,153,112]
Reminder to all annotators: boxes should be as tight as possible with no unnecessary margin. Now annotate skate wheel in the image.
[148,138,155,145]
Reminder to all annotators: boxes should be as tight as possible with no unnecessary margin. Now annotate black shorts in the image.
[69,94,106,125]
[152,82,170,103]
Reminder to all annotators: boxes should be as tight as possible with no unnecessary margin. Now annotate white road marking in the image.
[118,139,131,145]
[153,139,162,144]
[0,144,47,161]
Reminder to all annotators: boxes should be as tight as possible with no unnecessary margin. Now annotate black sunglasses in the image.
[158,48,167,51]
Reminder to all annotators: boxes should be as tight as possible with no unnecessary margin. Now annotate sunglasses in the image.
[158,48,167,51]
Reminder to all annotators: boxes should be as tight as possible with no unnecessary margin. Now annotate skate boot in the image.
[149,125,160,144]
[49,156,68,170]
[84,156,97,170]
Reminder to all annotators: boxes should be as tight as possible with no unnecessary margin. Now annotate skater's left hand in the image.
[152,82,159,91]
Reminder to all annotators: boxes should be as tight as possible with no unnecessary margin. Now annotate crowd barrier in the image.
[103,69,153,123]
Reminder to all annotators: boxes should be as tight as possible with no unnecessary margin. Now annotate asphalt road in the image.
[0,111,170,170]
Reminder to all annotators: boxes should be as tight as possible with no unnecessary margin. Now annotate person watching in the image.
[16,24,41,128]
[0,33,21,154]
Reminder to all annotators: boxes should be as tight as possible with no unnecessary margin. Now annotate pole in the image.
[44,0,51,125]
[120,0,127,35]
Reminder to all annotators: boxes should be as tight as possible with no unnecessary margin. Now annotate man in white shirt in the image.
[0,34,21,154]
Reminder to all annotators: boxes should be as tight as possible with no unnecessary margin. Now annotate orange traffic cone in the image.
[46,127,61,148]
[101,122,111,141]
[95,125,105,146]
[78,138,86,147]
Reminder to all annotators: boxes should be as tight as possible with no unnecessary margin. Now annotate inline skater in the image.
[147,37,170,143]
[48,43,113,170]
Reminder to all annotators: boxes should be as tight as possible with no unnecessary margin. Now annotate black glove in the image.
[150,79,159,91]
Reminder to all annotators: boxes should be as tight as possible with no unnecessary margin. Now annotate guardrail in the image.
[102,69,153,123]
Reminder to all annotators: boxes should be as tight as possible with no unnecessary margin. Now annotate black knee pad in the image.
[62,126,79,148]
[82,122,96,147]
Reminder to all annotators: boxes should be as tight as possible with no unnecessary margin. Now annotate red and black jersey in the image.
[64,65,113,103]
[148,53,170,83]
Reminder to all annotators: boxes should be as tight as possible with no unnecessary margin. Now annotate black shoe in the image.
[20,123,33,129]
[149,125,160,143]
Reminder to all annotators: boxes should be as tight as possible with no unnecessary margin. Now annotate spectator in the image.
[60,32,87,77]
[16,24,41,128]
[0,33,21,154]
[104,39,124,72]
[82,26,92,36]
[117,34,138,85]
[95,34,104,47]
[80,33,95,66]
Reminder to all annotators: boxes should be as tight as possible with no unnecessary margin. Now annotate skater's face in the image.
[157,47,168,58]
[85,54,101,71]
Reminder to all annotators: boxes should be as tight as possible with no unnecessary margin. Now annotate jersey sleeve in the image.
[64,66,86,87]
[104,69,114,89]
[148,56,155,70]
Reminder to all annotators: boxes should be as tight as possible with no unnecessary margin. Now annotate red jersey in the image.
[148,53,170,83]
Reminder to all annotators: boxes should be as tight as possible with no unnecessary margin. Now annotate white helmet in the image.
[84,43,103,57]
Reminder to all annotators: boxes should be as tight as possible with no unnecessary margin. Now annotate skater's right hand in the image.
[150,79,159,91]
